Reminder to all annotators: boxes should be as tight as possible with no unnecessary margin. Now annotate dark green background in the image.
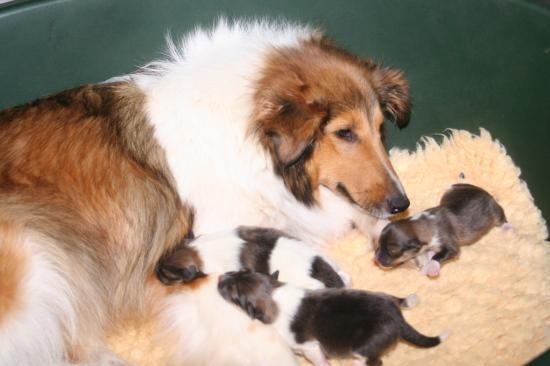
[1,0,549,226]
[0,1,548,363]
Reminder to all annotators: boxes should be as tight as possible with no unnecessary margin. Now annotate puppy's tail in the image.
[400,320,448,348]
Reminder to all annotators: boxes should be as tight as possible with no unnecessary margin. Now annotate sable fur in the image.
[0,82,196,364]
[251,37,411,214]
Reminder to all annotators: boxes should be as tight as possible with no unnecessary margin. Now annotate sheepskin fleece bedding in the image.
[108,129,549,365]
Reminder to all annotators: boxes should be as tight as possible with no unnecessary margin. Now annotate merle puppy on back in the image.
[218,270,447,366]
[375,183,509,277]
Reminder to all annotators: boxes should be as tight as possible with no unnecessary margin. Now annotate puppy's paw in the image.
[501,222,515,233]
[438,330,451,341]
[403,293,419,308]
[338,270,352,286]
[156,245,206,285]
[421,259,441,278]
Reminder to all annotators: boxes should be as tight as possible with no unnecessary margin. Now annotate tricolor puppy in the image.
[375,183,508,277]
[218,270,447,366]
[156,226,350,289]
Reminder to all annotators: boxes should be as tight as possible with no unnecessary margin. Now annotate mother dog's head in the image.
[252,38,411,218]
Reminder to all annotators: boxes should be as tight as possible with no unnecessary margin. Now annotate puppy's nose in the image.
[387,195,410,214]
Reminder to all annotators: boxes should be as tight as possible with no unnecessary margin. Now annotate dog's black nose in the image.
[388,195,410,214]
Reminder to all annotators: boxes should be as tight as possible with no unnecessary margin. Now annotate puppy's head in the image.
[156,242,206,285]
[217,270,281,324]
[252,38,411,217]
[375,220,424,267]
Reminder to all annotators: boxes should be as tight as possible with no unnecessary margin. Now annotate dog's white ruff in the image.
[134,19,364,246]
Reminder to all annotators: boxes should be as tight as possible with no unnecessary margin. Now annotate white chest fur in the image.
[134,21,358,245]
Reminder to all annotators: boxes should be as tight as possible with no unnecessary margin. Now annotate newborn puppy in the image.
[157,226,349,289]
[375,183,508,277]
[218,270,447,366]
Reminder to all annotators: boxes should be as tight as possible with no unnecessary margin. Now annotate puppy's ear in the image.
[271,270,280,280]
[369,65,411,128]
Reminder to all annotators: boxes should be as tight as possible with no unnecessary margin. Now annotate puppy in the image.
[375,183,508,276]
[156,226,350,289]
[218,270,447,366]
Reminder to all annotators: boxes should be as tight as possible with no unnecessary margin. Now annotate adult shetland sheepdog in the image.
[0,19,411,365]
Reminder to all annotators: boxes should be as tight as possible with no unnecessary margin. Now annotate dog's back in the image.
[0,83,193,364]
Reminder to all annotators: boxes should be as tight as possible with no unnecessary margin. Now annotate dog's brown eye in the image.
[335,129,357,142]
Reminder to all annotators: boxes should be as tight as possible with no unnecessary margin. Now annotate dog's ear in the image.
[369,66,411,128]
[268,130,313,166]
[253,74,327,166]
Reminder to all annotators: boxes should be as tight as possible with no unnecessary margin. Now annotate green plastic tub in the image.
[0,1,548,361]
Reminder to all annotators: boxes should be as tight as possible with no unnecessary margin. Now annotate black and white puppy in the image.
[157,226,350,289]
[218,270,447,366]
[375,183,509,277]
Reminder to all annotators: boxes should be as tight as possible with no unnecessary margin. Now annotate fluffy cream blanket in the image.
[108,129,549,365]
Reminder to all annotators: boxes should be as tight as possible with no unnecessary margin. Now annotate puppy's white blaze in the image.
[134,20,356,244]
[159,275,298,366]
[271,285,306,349]
[427,235,442,252]
[189,231,242,273]
[0,235,77,366]
[269,237,334,289]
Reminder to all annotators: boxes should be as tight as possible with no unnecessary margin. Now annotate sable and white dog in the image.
[0,19,411,365]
